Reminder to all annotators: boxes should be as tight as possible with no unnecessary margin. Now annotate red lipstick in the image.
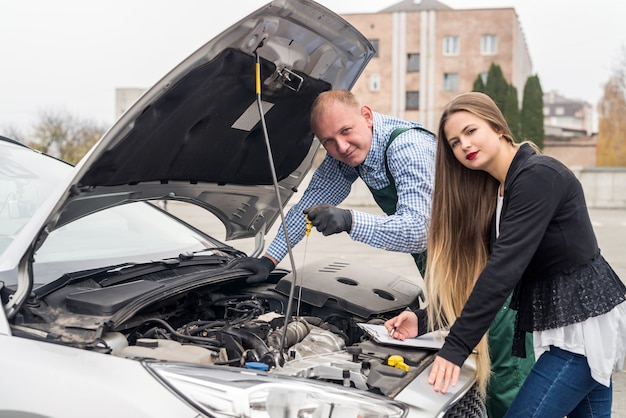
[466,151,478,161]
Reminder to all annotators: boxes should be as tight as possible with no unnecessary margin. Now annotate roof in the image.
[380,0,452,12]
[544,92,590,118]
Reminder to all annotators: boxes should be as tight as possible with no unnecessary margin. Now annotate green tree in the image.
[596,47,626,166]
[472,74,485,92]
[27,110,106,165]
[475,64,521,140]
[484,63,508,110]
[521,75,544,149]
[504,84,520,140]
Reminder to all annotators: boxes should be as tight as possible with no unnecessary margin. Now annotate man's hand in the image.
[229,256,276,284]
[303,204,352,236]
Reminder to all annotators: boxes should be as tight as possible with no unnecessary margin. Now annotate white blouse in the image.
[496,194,626,387]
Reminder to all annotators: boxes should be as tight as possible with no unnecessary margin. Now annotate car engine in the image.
[11,258,483,417]
[101,259,426,393]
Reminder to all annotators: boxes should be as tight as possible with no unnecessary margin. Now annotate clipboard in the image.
[357,323,446,349]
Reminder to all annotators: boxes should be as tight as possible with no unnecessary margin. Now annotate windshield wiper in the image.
[34,253,230,298]
[34,262,134,299]
[191,246,247,257]
[99,254,229,287]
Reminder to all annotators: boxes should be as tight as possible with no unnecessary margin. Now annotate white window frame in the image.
[480,71,488,85]
[481,35,497,55]
[406,91,420,110]
[443,73,459,91]
[369,74,381,92]
[443,36,459,56]
[407,53,420,72]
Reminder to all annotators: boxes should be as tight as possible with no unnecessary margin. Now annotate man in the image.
[233,90,530,416]
[232,89,436,282]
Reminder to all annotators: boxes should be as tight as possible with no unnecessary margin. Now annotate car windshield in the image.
[0,143,72,254]
[36,202,214,263]
[32,202,218,285]
[0,140,226,287]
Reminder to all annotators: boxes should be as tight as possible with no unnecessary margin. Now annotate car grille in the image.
[444,384,485,418]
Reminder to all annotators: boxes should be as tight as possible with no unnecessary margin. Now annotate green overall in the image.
[368,128,534,417]
[487,294,535,417]
[363,127,428,276]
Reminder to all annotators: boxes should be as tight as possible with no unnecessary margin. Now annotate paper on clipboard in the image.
[358,323,446,349]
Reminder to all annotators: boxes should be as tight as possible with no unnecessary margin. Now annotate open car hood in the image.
[52,0,374,242]
[2,0,373,318]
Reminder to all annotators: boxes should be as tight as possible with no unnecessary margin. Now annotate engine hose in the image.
[300,316,324,327]
[183,320,227,335]
[222,327,274,367]
[140,318,221,350]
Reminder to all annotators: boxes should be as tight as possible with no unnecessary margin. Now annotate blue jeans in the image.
[504,346,612,417]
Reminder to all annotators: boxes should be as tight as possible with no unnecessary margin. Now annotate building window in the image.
[369,74,381,92]
[481,35,497,55]
[443,73,459,91]
[407,53,420,72]
[480,71,488,85]
[369,39,379,57]
[443,36,459,56]
[555,106,565,115]
[406,91,420,110]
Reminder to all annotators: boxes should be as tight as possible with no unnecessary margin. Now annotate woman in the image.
[386,92,626,417]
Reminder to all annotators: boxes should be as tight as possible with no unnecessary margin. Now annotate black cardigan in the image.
[437,144,626,366]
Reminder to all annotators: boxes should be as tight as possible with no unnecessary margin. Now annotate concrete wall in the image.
[573,167,626,209]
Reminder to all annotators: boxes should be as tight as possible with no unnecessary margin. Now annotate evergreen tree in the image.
[484,63,508,110]
[472,74,485,92]
[521,75,545,149]
[504,84,521,140]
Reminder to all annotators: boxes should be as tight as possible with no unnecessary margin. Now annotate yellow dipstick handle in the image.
[387,355,410,372]
[305,215,312,237]
[255,62,261,95]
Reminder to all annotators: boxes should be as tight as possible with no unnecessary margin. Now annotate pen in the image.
[389,327,396,338]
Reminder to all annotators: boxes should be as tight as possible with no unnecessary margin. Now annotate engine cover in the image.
[275,258,423,317]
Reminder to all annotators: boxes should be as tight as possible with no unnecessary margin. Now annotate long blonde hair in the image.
[426,92,517,395]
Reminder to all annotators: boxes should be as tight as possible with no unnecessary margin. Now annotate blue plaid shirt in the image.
[265,111,436,262]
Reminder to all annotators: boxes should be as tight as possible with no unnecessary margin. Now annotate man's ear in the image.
[361,105,374,128]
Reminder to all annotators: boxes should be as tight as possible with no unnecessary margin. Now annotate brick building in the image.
[116,1,596,168]
[341,0,533,132]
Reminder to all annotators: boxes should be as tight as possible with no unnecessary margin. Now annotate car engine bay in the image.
[5,256,484,417]
[11,259,423,391]
[114,262,429,396]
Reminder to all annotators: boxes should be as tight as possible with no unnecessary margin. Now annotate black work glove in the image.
[229,256,275,284]
[303,204,352,236]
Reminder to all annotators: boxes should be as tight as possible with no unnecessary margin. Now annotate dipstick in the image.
[296,215,312,317]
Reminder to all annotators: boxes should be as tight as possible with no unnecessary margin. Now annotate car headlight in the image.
[145,362,407,418]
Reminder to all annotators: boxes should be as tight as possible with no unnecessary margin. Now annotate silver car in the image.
[0,1,482,417]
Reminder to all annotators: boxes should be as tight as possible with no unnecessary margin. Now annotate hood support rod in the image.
[253,47,300,363]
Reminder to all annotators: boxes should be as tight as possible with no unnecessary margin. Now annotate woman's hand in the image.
[428,355,461,394]
[384,310,418,340]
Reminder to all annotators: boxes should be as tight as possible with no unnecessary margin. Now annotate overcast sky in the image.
[1,0,624,135]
